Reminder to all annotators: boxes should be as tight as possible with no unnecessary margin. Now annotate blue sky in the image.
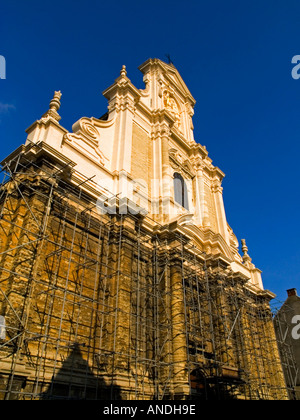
[1,0,300,303]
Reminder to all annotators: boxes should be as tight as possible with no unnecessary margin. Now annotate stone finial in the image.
[241,239,248,254]
[120,65,127,77]
[49,90,62,113]
[241,239,252,264]
[42,90,62,122]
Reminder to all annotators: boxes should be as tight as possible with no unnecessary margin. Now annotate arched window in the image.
[173,172,189,210]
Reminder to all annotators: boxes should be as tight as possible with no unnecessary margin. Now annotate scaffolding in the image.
[0,142,291,400]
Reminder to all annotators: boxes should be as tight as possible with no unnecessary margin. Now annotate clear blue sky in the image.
[1,0,300,304]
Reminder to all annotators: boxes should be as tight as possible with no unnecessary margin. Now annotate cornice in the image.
[169,125,193,151]
[170,219,236,262]
[102,74,142,102]
[244,283,276,300]
[1,141,77,177]
[1,144,27,167]
[150,108,175,126]
[211,166,225,181]
[25,116,69,136]
[26,141,77,168]
[189,143,209,160]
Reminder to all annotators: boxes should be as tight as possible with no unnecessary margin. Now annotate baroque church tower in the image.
[0,59,288,400]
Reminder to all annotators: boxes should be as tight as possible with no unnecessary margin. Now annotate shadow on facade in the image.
[0,373,6,400]
[190,368,240,400]
[41,343,121,400]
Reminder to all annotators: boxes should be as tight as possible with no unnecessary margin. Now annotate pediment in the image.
[139,58,196,105]
[169,149,195,177]
[160,62,195,104]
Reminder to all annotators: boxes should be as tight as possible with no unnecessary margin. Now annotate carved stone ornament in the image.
[169,149,195,178]
[63,117,107,165]
[162,89,181,128]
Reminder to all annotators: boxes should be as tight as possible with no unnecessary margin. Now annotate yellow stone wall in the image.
[131,122,150,183]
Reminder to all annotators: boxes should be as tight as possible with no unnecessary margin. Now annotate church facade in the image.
[0,59,288,399]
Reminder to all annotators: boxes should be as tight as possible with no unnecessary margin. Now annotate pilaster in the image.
[212,177,230,244]
[194,161,210,228]
[151,118,173,221]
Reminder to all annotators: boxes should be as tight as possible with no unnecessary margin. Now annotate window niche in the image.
[173,172,189,211]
